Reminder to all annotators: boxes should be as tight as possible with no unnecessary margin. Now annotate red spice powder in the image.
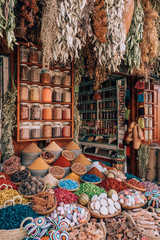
[99,178,127,193]
[52,155,71,167]
[87,167,106,180]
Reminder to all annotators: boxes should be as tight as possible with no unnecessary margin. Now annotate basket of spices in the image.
[43,141,62,160]
[72,154,92,171]
[80,174,102,185]
[62,150,75,161]
[10,170,31,186]
[40,151,55,164]
[71,163,87,176]
[21,143,42,167]
[27,157,50,178]
[64,141,82,158]
[58,179,79,192]
[52,155,71,177]
[2,156,21,176]
[49,166,65,180]
[18,176,46,198]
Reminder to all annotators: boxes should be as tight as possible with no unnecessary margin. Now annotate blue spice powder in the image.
[0,204,39,230]
[81,174,101,182]
[59,179,79,190]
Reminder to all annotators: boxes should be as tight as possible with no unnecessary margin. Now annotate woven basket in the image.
[123,181,146,192]
[80,177,102,185]
[124,207,160,240]
[27,168,48,178]
[11,170,31,186]
[49,166,65,180]
[88,202,121,219]
[40,151,55,164]
[62,150,75,161]
[0,217,33,240]
[58,180,79,192]
[32,198,57,215]
[18,182,46,199]
[71,163,87,176]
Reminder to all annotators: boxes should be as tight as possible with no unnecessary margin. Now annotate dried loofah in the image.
[140,0,158,76]
[91,0,107,43]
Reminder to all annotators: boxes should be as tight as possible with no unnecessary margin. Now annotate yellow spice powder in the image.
[28,157,50,170]
[64,172,81,183]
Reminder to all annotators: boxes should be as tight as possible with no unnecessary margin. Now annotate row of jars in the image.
[20,104,71,120]
[20,122,71,140]
[20,65,71,86]
[20,84,71,103]
[20,45,71,69]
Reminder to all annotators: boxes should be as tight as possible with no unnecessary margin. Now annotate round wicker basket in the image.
[40,151,55,164]
[18,182,46,199]
[32,198,57,215]
[49,166,65,180]
[123,181,146,192]
[88,201,121,219]
[10,170,31,186]
[71,163,87,176]
[62,150,75,161]
[80,177,102,185]
[58,180,79,192]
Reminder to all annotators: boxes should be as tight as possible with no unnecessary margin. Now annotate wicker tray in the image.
[80,177,102,185]
[71,163,87,177]
[124,207,160,240]
[62,150,75,161]
[18,182,46,199]
[32,198,57,215]
[49,166,65,180]
[88,201,121,219]
[118,190,147,210]
[11,170,31,186]
[123,181,146,192]
[58,180,79,192]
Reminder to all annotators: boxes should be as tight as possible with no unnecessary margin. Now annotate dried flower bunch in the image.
[0,0,16,50]
[125,0,144,73]
[140,0,158,75]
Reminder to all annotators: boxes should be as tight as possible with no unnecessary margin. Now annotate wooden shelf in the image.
[20,62,71,72]
[144,102,154,105]
[19,81,72,88]
[144,128,154,130]
[80,141,117,150]
[17,137,73,142]
[20,120,72,122]
[19,101,72,105]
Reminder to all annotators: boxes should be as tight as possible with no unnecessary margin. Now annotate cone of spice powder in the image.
[52,155,71,167]
[64,172,81,183]
[28,157,50,170]
[22,143,42,153]
[87,167,106,180]
[44,141,62,160]
[64,141,82,158]
[72,154,91,166]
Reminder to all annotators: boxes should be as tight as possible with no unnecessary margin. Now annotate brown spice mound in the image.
[44,141,62,151]
[72,154,91,165]
[64,141,81,150]
[87,167,105,180]
[28,157,50,170]
[22,143,42,153]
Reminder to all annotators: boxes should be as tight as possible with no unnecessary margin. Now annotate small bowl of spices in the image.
[10,170,31,186]
[62,150,75,161]
[40,151,55,164]
[49,166,65,180]
[71,163,87,177]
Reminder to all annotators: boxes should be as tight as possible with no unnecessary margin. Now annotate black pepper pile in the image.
[10,170,29,183]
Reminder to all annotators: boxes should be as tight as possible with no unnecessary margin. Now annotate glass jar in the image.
[148,117,153,128]
[53,87,62,102]
[62,122,70,137]
[31,104,41,120]
[20,84,29,101]
[20,64,28,81]
[52,69,61,85]
[148,105,152,115]
[42,87,52,103]
[28,47,39,64]
[62,105,71,120]
[53,105,62,120]
[43,122,52,138]
[40,68,50,84]
[20,45,28,62]
[148,129,153,140]
[30,85,40,101]
[62,88,71,103]
[148,92,152,103]
[20,123,30,140]
[62,71,71,86]
[42,104,52,120]
[31,123,41,139]
[145,104,148,115]
[30,66,40,83]
[144,117,148,128]
[20,103,29,120]
[144,130,148,141]
[52,122,62,137]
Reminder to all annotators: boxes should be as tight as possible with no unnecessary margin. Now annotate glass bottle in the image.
[42,122,52,138]
[42,104,52,120]
[20,123,30,140]
[28,47,39,64]
[62,88,71,103]
[52,69,61,85]
[31,123,41,139]
[20,45,28,62]
[20,83,29,101]
[52,122,62,138]
[42,86,52,102]
[30,66,40,83]
[20,64,28,81]
[31,104,41,120]
[62,122,70,137]
[53,105,62,120]
[62,105,71,120]
[53,87,62,102]
[62,71,71,86]
[40,68,50,84]
[30,85,40,101]
[20,103,29,120]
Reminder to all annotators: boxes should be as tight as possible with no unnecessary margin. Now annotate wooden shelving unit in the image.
[16,42,74,142]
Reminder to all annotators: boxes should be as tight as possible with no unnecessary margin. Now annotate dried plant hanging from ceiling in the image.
[0,0,16,50]
[125,0,144,73]
[140,0,158,76]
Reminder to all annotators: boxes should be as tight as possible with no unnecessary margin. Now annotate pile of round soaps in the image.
[18,176,45,196]
[90,193,121,216]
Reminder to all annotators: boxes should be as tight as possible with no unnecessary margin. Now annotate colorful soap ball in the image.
[0,204,39,230]
[78,193,89,205]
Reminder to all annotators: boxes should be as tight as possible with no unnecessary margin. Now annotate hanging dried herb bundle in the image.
[93,0,126,72]
[91,0,107,43]
[125,0,144,73]
[140,0,158,76]
[138,144,150,180]
[84,40,97,80]
[2,79,17,160]
[41,0,58,66]
[0,0,16,50]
